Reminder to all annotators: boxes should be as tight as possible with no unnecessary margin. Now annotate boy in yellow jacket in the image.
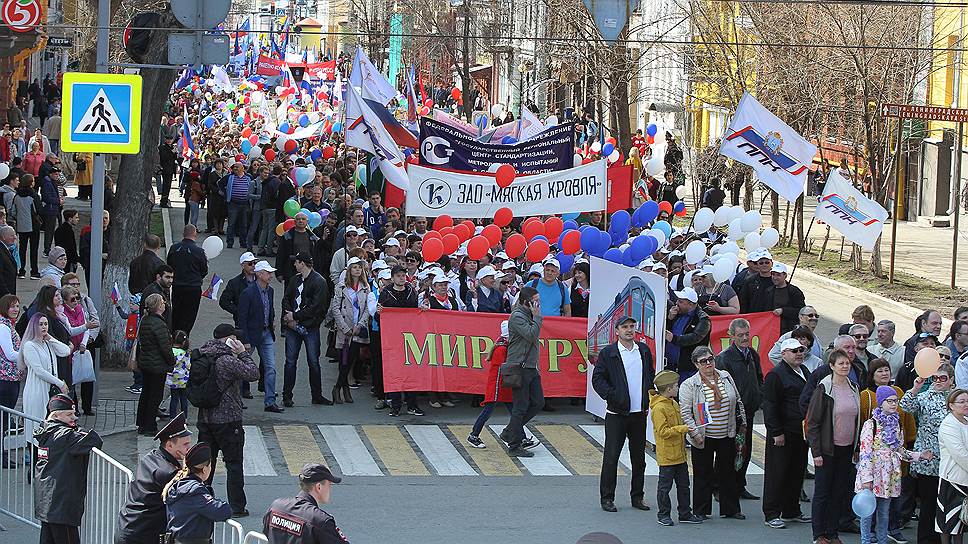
[650,370,704,526]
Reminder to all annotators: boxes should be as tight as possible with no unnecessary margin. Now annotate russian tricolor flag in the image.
[696,402,712,426]
[181,106,196,158]
[110,282,120,305]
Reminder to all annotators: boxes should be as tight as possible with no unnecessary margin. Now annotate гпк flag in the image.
[814,169,888,251]
[349,46,399,106]
[719,92,817,202]
[344,84,409,191]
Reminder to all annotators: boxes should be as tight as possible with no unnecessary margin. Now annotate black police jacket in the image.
[33,420,103,526]
[115,447,181,544]
[263,491,348,543]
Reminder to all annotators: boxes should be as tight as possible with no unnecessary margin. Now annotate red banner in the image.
[607,164,633,212]
[708,311,781,372]
[304,60,336,81]
[380,308,589,397]
[255,55,285,76]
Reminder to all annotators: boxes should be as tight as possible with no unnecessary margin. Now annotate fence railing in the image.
[81,447,133,543]
[243,529,269,543]
[214,519,246,544]
[0,405,41,531]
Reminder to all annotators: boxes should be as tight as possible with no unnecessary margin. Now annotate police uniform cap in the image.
[299,463,342,484]
[47,394,75,414]
[154,411,192,441]
[185,442,211,467]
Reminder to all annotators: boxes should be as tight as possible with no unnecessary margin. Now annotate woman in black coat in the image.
[135,293,176,436]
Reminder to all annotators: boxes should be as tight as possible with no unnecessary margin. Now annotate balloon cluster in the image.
[276,199,329,236]
[691,205,778,252]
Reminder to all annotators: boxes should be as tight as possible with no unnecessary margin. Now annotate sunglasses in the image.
[853,334,869,339]
[69,297,79,302]
[882,398,899,404]
[934,375,951,382]
[67,282,81,287]
[941,354,952,360]
[697,357,715,366]
[788,346,806,353]
[802,313,818,318]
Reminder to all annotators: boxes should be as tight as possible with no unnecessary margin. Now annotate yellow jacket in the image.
[649,390,689,466]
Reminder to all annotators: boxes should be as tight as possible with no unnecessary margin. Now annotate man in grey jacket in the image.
[501,286,544,458]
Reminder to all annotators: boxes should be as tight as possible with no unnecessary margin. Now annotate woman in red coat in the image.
[465,321,517,449]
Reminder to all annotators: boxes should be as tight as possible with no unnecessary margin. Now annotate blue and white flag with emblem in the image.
[815,169,888,251]
[719,92,817,202]
[344,84,409,191]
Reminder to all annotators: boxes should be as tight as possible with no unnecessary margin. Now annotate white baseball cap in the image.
[652,262,668,271]
[758,249,774,261]
[393,230,407,237]
[543,258,560,269]
[346,256,364,267]
[239,252,257,264]
[674,286,699,303]
[780,338,803,351]
[771,262,788,274]
[254,261,276,273]
[371,260,389,271]
[384,238,400,247]
[432,273,450,284]
[476,266,497,280]
[495,252,509,261]
[377,269,391,281]
[502,261,518,271]
[528,263,543,276]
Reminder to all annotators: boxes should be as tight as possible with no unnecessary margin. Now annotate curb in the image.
[161,205,173,249]
[794,267,924,318]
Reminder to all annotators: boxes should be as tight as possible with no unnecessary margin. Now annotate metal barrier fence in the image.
[81,447,133,543]
[0,405,40,531]
[214,519,246,544]
[243,529,269,543]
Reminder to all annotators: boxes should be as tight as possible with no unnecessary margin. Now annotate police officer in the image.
[116,412,193,544]
[263,463,349,543]
[34,394,103,544]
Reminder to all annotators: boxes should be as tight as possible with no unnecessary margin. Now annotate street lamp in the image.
[517,58,533,118]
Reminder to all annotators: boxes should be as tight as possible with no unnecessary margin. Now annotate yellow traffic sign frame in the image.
[60,72,143,154]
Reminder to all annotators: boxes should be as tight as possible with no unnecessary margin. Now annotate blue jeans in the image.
[169,387,188,419]
[251,330,277,406]
[471,402,511,436]
[284,326,322,401]
[861,496,892,544]
[226,201,249,248]
[187,201,200,227]
[246,206,262,250]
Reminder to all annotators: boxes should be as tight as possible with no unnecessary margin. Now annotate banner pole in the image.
[788,217,816,282]
[889,118,903,284]
[952,120,963,290]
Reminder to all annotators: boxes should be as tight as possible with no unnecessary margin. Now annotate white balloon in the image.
[202,236,224,260]
[573,153,582,167]
[693,208,715,232]
[727,218,744,241]
[248,146,262,159]
[684,240,707,265]
[720,241,740,256]
[675,185,687,199]
[740,209,762,233]
[0,163,9,179]
[713,205,732,227]
[608,149,620,162]
[713,257,734,283]
[760,227,780,249]
[275,136,289,151]
[487,163,501,173]
[649,228,667,248]
[545,115,558,126]
[728,205,744,223]
[591,141,602,153]
[744,232,761,252]
[490,103,505,117]
[645,157,664,177]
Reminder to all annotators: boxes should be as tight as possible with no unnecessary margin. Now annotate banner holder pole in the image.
[788,217,816,282]
[889,118,903,284]
[952,120,964,290]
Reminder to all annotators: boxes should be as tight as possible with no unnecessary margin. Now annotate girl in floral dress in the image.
[857,386,933,544]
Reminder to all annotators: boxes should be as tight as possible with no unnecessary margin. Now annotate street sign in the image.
[170,0,230,29]
[167,32,229,65]
[47,36,73,48]
[1,0,43,33]
[60,72,142,154]
[881,103,968,123]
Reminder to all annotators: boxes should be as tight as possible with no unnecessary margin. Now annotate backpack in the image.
[527,279,567,316]
[186,349,225,409]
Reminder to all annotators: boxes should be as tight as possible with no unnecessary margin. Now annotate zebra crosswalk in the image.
[133,423,775,478]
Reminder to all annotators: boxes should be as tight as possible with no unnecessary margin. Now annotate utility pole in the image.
[89,0,110,403]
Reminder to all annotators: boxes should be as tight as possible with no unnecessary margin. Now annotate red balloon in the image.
[505,233,527,259]
[544,217,564,241]
[265,149,277,161]
[467,236,490,260]
[606,136,617,146]
[433,215,454,231]
[423,230,442,242]
[439,226,454,238]
[322,146,335,159]
[675,209,688,217]
[461,220,476,234]
[495,164,516,188]
[493,207,513,227]
[452,223,471,242]
[659,201,673,214]
[241,127,253,138]
[441,233,460,255]
[284,139,298,153]
[482,224,502,247]
[522,220,545,241]
[283,218,295,231]
[422,238,444,262]
[451,87,461,100]
[561,230,581,254]
[248,134,258,145]
[423,98,434,108]
[646,135,655,145]
[525,239,550,262]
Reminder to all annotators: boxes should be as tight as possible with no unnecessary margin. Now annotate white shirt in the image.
[869,341,904,378]
[618,341,643,414]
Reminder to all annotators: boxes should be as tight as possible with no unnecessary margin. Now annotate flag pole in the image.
[788,217,816,282]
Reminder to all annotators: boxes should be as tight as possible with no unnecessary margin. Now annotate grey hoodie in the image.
[507,303,542,369]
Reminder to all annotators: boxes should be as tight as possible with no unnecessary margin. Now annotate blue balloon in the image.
[557,231,569,247]
[203,116,215,129]
[580,227,600,252]
[279,122,290,133]
[630,236,650,261]
[310,148,323,161]
[622,247,639,267]
[610,229,628,247]
[602,142,615,157]
[852,490,876,518]
[611,210,631,232]
[604,248,623,263]
[598,231,612,253]
[578,225,593,233]
[236,115,244,124]
[562,212,581,221]
[563,219,579,231]
[501,136,518,145]
[556,252,575,274]
[647,123,658,137]
[308,212,322,229]
[300,208,311,218]
[673,200,686,213]
[298,114,310,127]
[653,220,672,239]
[642,236,658,256]
[240,140,252,154]
[640,201,660,224]
[332,122,343,132]
[531,235,548,243]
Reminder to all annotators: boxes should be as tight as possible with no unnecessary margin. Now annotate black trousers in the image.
[762,434,808,520]
[135,371,166,432]
[18,230,38,274]
[600,411,646,503]
[171,285,202,336]
[736,408,754,488]
[42,215,56,255]
[811,445,853,539]
[657,463,692,519]
[504,368,544,448]
[370,331,384,399]
[198,420,246,512]
[40,522,79,544]
[692,436,740,516]
[916,474,941,544]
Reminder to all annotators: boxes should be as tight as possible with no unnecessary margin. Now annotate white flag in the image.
[520,106,546,141]
[814,169,888,251]
[210,66,235,94]
[719,92,817,202]
[348,46,399,106]
[344,84,409,191]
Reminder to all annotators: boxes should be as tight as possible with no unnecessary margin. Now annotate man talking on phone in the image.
[501,286,545,457]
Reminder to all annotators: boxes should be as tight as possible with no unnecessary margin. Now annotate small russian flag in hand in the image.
[110,282,120,305]
[696,402,712,426]
[202,274,223,300]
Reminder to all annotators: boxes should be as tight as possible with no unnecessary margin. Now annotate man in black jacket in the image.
[716,317,764,500]
[33,394,103,544]
[166,224,208,335]
[665,287,711,380]
[761,338,812,529]
[53,209,79,273]
[140,264,173,327]
[281,252,332,407]
[0,226,16,297]
[219,252,258,327]
[377,265,423,416]
[766,263,806,334]
[275,212,318,285]
[739,249,774,313]
[128,234,164,295]
[158,136,177,207]
[592,315,655,513]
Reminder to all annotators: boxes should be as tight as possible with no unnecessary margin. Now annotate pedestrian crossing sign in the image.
[60,72,142,154]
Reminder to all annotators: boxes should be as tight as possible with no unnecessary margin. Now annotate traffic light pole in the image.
[90,0,109,404]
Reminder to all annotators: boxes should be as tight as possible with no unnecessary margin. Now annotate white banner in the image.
[719,92,817,202]
[585,257,668,421]
[274,121,323,140]
[815,169,888,251]
[405,160,607,218]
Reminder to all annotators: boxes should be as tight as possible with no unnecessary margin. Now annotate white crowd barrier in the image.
[214,519,246,544]
[81,447,133,543]
[0,405,41,531]
[243,529,269,543]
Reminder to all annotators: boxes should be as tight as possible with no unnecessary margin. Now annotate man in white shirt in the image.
[869,319,904,379]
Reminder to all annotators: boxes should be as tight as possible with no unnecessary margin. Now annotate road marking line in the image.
[275,425,324,475]
[581,424,659,475]
[361,425,429,476]
[488,424,571,476]
[317,425,383,476]
[447,425,521,476]
[537,425,612,476]
[405,425,477,476]
[242,425,276,476]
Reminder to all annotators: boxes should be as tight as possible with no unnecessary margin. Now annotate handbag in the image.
[127,339,139,371]
[72,350,95,383]
[500,361,523,389]
[45,343,60,398]
[74,155,86,172]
